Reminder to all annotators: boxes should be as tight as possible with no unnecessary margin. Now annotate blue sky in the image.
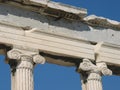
[0,0,120,90]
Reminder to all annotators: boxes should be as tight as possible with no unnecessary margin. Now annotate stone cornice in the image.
[0,0,87,20]
[84,15,120,30]
[1,1,120,30]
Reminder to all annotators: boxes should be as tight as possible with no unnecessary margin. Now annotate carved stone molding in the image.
[79,59,97,72]
[7,49,46,65]
[17,55,33,69]
[7,48,46,90]
[97,62,112,76]
[87,72,101,81]
[79,59,112,90]
[79,59,112,77]
[33,54,46,64]
[79,59,101,81]
[7,49,21,60]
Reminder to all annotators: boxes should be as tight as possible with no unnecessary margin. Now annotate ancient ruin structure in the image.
[0,0,120,90]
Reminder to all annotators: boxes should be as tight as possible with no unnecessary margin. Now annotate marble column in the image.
[79,59,112,90]
[7,49,46,90]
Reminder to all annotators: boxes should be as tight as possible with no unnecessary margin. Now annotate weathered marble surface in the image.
[0,1,120,90]
[0,4,120,45]
[8,48,46,90]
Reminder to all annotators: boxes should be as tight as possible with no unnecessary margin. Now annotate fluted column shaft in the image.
[15,56,34,90]
[87,72,102,90]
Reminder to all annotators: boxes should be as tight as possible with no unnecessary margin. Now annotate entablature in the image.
[0,0,120,76]
[0,18,120,75]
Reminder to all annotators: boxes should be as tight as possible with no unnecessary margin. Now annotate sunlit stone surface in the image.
[0,0,120,90]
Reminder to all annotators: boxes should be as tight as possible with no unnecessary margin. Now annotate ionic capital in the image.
[97,62,112,76]
[7,49,46,64]
[79,59,112,77]
[79,59,98,72]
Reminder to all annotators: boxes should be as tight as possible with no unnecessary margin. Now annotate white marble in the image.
[79,59,112,90]
[15,57,34,90]
[7,49,46,90]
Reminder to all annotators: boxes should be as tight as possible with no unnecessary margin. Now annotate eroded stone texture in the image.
[0,4,120,45]
[0,1,120,90]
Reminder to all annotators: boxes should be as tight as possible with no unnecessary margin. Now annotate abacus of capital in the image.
[0,0,120,90]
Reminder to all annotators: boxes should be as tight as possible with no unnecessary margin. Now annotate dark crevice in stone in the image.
[40,52,82,67]
[108,65,120,76]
